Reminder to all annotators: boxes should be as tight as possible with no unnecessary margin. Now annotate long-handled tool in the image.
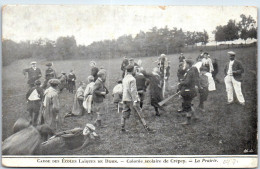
[158,91,180,107]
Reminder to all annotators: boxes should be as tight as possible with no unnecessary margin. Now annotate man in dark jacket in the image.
[23,61,42,88]
[178,59,199,125]
[42,63,56,89]
[224,51,245,105]
[92,70,109,127]
[26,80,44,126]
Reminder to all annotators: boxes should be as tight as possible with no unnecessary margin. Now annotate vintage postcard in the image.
[1,5,258,168]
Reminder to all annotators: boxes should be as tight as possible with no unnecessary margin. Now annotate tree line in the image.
[214,14,257,44]
[2,14,257,66]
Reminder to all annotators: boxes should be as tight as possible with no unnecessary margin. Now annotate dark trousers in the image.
[138,92,145,108]
[68,81,75,93]
[27,100,41,126]
[181,89,196,112]
[199,88,208,109]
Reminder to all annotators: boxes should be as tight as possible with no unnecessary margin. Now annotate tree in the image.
[223,19,239,41]
[56,36,77,60]
[238,14,257,44]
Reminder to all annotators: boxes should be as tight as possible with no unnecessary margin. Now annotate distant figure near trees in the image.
[67,70,76,93]
[179,53,186,63]
[23,61,42,88]
[42,63,56,89]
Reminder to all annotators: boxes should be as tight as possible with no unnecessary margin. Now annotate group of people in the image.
[21,49,245,138]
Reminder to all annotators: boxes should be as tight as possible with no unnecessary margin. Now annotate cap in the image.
[90,61,96,66]
[86,123,95,131]
[34,80,41,86]
[228,51,236,55]
[46,63,52,66]
[49,79,60,85]
[117,79,122,83]
[129,58,134,61]
[126,65,134,72]
[185,59,194,66]
[88,75,94,81]
[160,54,166,57]
[31,61,37,65]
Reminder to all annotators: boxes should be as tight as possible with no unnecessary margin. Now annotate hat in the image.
[46,63,52,66]
[49,79,60,85]
[86,123,95,131]
[126,65,134,72]
[31,61,37,65]
[34,80,41,86]
[185,59,194,66]
[228,51,236,55]
[160,54,166,57]
[129,58,134,61]
[88,75,94,81]
[90,61,96,66]
[117,79,122,83]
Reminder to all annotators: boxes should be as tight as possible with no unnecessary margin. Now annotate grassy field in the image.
[2,46,257,155]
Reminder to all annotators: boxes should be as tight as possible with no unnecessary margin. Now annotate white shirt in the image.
[227,60,234,76]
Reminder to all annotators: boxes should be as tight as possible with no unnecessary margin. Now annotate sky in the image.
[2,5,257,45]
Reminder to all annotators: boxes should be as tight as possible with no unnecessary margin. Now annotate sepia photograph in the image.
[1,5,258,167]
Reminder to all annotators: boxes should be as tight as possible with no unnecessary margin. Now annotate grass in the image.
[2,46,257,155]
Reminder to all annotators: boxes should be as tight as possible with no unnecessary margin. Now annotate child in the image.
[83,76,95,114]
[26,80,44,126]
[198,66,209,112]
[71,82,86,116]
[67,70,76,93]
[112,80,123,111]
[92,70,109,127]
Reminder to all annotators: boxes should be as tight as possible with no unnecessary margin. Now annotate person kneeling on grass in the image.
[83,75,95,114]
[198,66,209,112]
[2,118,53,155]
[121,65,154,133]
[92,70,109,128]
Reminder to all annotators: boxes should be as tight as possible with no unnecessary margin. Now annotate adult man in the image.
[42,63,56,89]
[92,70,109,127]
[41,79,60,131]
[26,80,44,126]
[179,53,185,63]
[23,61,42,88]
[90,61,99,81]
[121,65,153,132]
[224,51,245,105]
[178,59,199,125]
